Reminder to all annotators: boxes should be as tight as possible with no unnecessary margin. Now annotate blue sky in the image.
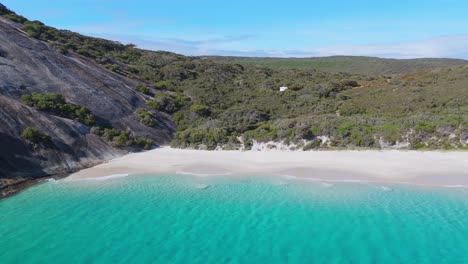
[3,0,468,58]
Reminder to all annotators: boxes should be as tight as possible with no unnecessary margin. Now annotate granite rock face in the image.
[0,18,174,191]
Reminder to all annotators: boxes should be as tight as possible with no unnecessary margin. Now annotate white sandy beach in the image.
[66,147,468,187]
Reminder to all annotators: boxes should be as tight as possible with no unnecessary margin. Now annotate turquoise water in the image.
[1,175,468,264]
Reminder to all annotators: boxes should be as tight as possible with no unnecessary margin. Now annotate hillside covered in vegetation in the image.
[0,3,467,193]
[207,56,468,75]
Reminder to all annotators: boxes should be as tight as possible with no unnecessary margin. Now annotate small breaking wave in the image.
[93,173,130,181]
[194,184,210,190]
[72,173,131,181]
[176,170,231,177]
[443,185,467,188]
[279,174,366,184]
[320,182,333,188]
[47,178,58,183]
[378,185,393,192]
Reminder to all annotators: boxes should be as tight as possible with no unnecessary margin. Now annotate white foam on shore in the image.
[73,173,131,181]
[279,174,367,184]
[176,170,231,177]
[443,185,467,188]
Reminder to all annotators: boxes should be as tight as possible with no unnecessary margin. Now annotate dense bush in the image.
[21,93,96,126]
[146,92,187,113]
[171,128,229,149]
[92,127,153,150]
[244,123,277,142]
[136,109,156,127]
[21,127,51,144]
[134,137,154,150]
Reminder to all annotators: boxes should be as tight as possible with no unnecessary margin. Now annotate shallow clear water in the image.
[1,174,468,264]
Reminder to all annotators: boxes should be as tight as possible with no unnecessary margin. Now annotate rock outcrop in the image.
[0,18,174,194]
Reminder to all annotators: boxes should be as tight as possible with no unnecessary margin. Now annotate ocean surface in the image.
[1,174,468,264]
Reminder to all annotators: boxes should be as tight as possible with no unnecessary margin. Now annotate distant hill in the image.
[206,56,468,75]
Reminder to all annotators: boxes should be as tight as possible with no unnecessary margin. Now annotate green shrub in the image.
[376,124,401,143]
[134,137,154,150]
[21,21,48,39]
[136,109,156,127]
[135,85,150,95]
[303,139,322,151]
[171,128,228,149]
[438,117,460,127]
[90,126,102,135]
[21,93,96,126]
[335,122,355,137]
[244,123,277,142]
[412,142,426,150]
[21,127,51,144]
[102,128,122,141]
[414,122,435,133]
[155,80,174,90]
[305,127,321,139]
[190,104,211,116]
[145,100,160,110]
[146,92,186,113]
[99,127,153,150]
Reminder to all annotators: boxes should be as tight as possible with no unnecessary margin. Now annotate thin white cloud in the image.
[78,32,468,59]
[71,21,145,34]
[303,34,468,59]
[83,33,255,56]
[222,34,468,59]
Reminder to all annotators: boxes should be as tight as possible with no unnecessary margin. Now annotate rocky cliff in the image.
[0,17,174,196]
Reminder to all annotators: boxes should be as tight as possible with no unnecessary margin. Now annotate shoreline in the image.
[66,147,468,187]
[0,160,108,200]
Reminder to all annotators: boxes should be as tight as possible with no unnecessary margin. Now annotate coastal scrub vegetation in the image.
[91,127,153,150]
[19,92,155,150]
[208,56,468,75]
[21,93,96,126]
[3,4,466,151]
[145,92,188,114]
